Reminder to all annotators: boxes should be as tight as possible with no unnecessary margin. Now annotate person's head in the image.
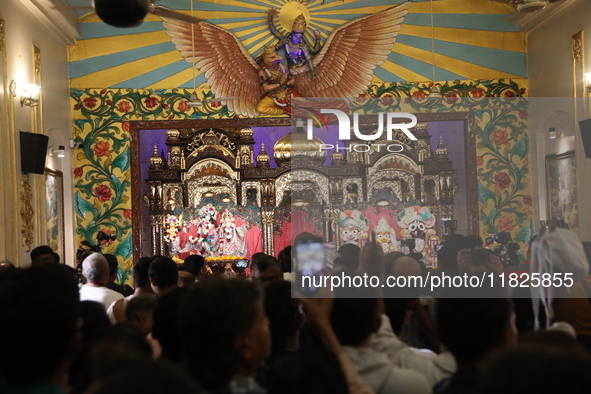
[103,254,119,283]
[437,290,516,367]
[31,245,56,265]
[332,256,359,272]
[330,280,379,347]
[133,256,155,291]
[445,234,466,250]
[464,234,484,250]
[79,301,111,345]
[53,253,61,264]
[0,265,80,384]
[125,295,157,336]
[183,254,205,279]
[267,347,348,394]
[253,254,282,285]
[264,280,304,361]
[337,243,361,261]
[148,257,178,294]
[0,260,16,285]
[90,323,153,368]
[83,253,110,284]
[177,271,195,289]
[278,246,292,273]
[383,251,405,276]
[181,277,269,391]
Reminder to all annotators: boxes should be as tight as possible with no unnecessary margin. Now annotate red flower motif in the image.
[498,216,514,232]
[178,101,190,111]
[492,129,509,145]
[74,167,83,178]
[494,172,511,190]
[145,97,158,108]
[168,115,174,120]
[122,122,130,132]
[94,141,110,157]
[74,104,81,110]
[382,95,394,106]
[211,101,221,108]
[356,94,367,103]
[476,156,484,166]
[519,110,528,120]
[106,99,112,106]
[100,89,107,95]
[412,91,426,101]
[118,101,130,112]
[519,88,526,96]
[124,209,133,220]
[504,91,516,101]
[95,185,113,203]
[472,90,484,98]
[83,98,97,108]
[162,103,169,110]
[523,195,533,206]
[370,93,377,98]
[445,94,458,104]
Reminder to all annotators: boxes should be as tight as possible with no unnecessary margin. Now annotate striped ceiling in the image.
[66,0,526,89]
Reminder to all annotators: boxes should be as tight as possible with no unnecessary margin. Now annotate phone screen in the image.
[296,239,325,295]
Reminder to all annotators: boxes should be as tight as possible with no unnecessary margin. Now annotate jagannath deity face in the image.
[341,224,361,244]
[376,231,391,244]
[408,220,426,238]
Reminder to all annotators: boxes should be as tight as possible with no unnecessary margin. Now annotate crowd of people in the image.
[1,229,591,394]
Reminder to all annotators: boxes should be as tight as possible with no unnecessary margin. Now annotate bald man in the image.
[80,253,123,311]
[0,260,16,285]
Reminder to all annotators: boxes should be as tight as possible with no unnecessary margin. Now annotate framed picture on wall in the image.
[45,168,65,263]
[545,150,579,235]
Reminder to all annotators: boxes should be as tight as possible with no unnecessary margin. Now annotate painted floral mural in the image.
[71,78,532,284]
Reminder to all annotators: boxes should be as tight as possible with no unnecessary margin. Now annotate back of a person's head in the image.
[178,271,195,288]
[464,234,484,249]
[251,252,267,268]
[133,256,155,288]
[383,251,405,275]
[30,245,55,265]
[152,287,189,363]
[103,254,119,280]
[255,254,280,274]
[337,243,361,260]
[0,260,16,285]
[333,256,359,272]
[183,254,205,277]
[149,257,179,291]
[264,280,301,360]
[91,323,153,368]
[330,281,378,346]
[89,356,201,394]
[83,253,109,283]
[125,295,157,322]
[445,234,466,250]
[437,292,513,366]
[267,347,348,394]
[79,301,111,344]
[479,344,591,394]
[278,246,292,273]
[180,277,262,391]
[0,265,80,384]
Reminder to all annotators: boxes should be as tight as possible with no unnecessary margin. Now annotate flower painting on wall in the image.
[545,151,579,235]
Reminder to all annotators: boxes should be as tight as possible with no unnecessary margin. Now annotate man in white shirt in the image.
[80,253,123,311]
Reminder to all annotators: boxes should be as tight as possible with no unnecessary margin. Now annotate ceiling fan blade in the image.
[152,6,202,24]
[200,96,240,103]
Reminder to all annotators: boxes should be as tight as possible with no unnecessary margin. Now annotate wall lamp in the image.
[9,80,40,107]
[48,146,66,158]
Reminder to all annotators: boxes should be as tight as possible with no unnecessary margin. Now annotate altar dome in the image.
[274,132,327,166]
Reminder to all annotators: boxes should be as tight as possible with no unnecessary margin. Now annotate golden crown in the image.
[263,45,276,55]
[292,13,307,32]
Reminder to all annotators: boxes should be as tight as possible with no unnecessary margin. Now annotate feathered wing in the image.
[161,17,263,117]
[294,1,412,98]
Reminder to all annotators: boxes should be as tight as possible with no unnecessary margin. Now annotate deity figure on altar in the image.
[397,206,437,258]
[374,217,400,254]
[218,209,247,257]
[188,204,219,257]
[164,214,183,257]
[339,210,369,247]
[267,10,321,79]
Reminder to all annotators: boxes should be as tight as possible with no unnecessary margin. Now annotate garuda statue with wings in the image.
[162,1,411,118]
